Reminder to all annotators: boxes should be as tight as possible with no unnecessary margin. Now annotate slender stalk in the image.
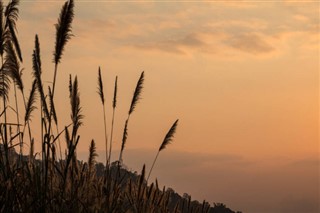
[108,76,117,165]
[147,151,159,182]
[102,104,108,165]
[97,67,108,165]
[51,63,58,98]
[108,106,115,165]
[55,125,63,160]
[40,97,46,212]
[21,88,35,149]
[1,55,8,148]
[118,114,129,163]
[0,54,9,172]
[46,66,57,147]
[13,83,22,157]
[147,119,178,182]
[119,72,144,163]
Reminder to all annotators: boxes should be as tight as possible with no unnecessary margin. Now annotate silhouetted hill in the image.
[0,145,241,213]
[95,161,242,213]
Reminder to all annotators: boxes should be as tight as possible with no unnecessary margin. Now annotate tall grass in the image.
[0,1,221,212]
[119,71,144,164]
[97,67,109,166]
[147,119,179,182]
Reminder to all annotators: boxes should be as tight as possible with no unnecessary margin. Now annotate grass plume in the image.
[108,76,117,164]
[0,2,4,56]
[5,0,22,62]
[113,76,118,109]
[159,119,179,152]
[147,119,179,181]
[4,0,19,28]
[97,66,104,105]
[48,86,58,125]
[97,67,108,165]
[88,139,98,175]
[52,0,74,99]
[0,60,10,101]
[119,71,144,162]
[4,40,22,92]
[69,75,83,138]
[119,118,128,162]
[32,35,49,120]
[129,71,144,115]
[54,0,74,65]
[24,80,37,123]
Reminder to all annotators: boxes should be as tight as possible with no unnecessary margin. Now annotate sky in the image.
[4,0,319,212]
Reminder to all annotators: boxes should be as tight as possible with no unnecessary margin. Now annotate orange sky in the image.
[4,1,319,212]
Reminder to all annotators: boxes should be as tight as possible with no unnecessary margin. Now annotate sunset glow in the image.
[5,1,319,212]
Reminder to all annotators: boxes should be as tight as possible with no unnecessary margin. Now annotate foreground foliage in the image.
[0,1,240,212]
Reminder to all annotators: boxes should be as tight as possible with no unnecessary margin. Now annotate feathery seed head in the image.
[159,119,179,151]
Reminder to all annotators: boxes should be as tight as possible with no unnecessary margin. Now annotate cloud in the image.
[293,14,310,23]
[20,1,61,21]
[76,19,115,35]
[227,33,275,54]
[216,0,258,9]
[126,25,318,59]
[129,31,278,57]
[18,0,314,61]
[206,19,269,31]
[132,33,208,55]
[272,30,319,54]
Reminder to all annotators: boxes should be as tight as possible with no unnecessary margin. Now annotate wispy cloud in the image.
[129,31,278,57]
[132,33,208,55]
[19,1,318,60]
[227,33,274,54]
[216,0,258,9]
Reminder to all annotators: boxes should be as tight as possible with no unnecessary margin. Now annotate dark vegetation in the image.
[0,0,241,212]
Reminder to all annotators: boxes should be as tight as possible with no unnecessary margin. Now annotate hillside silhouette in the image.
[1,144,240,212]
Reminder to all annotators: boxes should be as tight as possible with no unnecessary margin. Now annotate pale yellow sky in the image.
[4,1,319,212]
